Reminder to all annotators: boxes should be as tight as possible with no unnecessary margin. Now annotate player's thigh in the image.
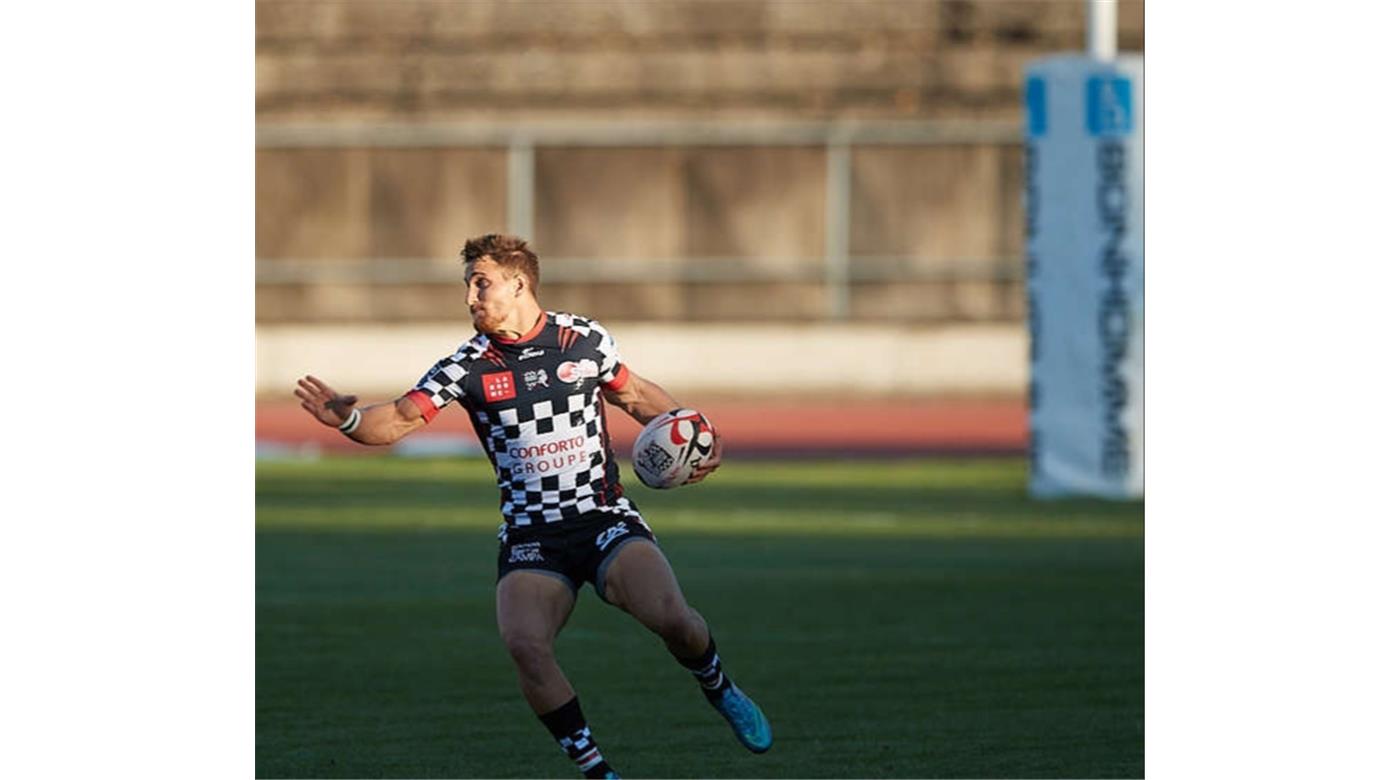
[496,570,578,648]
[601,540,692,629]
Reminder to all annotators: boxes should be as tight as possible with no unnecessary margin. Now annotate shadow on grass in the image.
[256,459,1142,529]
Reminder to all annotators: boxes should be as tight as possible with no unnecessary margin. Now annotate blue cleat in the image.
[709,683,773,753]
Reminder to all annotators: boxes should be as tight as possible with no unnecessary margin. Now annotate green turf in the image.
[257,457,1143,778]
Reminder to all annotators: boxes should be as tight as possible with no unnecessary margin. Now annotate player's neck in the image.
[490,304,545,343]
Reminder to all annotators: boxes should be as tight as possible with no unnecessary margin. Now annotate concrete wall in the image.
[255,0,1142,325]
[256,0,1144,122]
[257,322,1027,398]
[255,143,1028,323]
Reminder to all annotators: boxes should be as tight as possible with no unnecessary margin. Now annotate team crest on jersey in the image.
[557,359,599,385]
[482,371,517,402]
[524,368,550,391]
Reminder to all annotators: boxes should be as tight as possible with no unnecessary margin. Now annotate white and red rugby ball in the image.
[631,408,718,489]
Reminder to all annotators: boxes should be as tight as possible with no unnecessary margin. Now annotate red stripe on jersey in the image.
[601,363,630,392]
[404,390,440,423]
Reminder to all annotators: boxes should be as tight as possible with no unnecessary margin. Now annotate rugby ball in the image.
[631,408,717,489]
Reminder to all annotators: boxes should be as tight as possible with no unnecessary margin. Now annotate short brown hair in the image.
[460,233,540,295]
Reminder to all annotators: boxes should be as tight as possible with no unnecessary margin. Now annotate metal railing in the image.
[257,118,1025,319]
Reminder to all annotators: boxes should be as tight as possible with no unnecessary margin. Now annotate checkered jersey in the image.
[405,312,641,528]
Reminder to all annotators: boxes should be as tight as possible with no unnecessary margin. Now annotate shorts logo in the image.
[524,368,550,391]
[482,371,517,402]
[557,359,600,385]
[595,521,629,551]
[507,541,545,563]
[638,442,674,475]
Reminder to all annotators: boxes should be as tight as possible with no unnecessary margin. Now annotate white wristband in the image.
[338,407,362,434]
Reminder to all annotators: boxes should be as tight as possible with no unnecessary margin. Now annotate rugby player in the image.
[293,234,772,778]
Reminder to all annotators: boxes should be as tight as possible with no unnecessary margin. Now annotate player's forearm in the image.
[344,397,425,445]
[610,373,681,425]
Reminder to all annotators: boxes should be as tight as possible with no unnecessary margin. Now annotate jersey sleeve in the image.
[589,320,630,392]
[404,346,473,423]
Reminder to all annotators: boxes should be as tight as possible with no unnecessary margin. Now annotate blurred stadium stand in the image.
[255,0,1141,411]
[257,1,1142,322]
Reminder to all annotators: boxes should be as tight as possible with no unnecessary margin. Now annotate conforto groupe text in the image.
[509,435,588,475]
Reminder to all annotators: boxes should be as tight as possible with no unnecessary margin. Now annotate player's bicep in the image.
[601,368,640,407]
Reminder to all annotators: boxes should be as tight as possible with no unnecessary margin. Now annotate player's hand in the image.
[685,426,724,485]
[294,375,359,428]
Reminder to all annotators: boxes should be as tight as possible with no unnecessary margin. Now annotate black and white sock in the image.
[677,635,733,702]
[538,697,614,779]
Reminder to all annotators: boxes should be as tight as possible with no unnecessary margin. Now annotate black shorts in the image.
[497,510,657,600]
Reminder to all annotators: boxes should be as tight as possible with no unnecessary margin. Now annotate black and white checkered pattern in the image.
[410,313,638,528]
[475,387,612,524]
[412,337,488,410]
[552,312,623,384]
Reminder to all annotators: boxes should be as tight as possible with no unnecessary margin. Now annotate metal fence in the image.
[256,118,1026,322]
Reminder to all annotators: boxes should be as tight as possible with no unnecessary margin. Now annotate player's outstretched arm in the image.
[603,371,723,483]
[294,374,427,446]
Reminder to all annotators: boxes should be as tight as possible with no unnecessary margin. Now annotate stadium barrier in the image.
[257,322,1026,398]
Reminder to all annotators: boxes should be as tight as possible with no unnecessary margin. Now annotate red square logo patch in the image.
[482,371,517,402]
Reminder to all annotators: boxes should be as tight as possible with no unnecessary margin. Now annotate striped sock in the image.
[539,697,614,779]
[677,635,733,702]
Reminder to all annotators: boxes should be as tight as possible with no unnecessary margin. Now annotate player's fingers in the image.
[685,462,720,484]
[296,378,324,398]
[306,375,334,395]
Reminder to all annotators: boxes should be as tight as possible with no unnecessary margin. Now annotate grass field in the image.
[257,457,1143,778]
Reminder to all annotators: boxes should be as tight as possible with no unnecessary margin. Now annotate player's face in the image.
[464,257,521,333]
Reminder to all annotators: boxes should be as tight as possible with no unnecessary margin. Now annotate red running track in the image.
[257,397,1027,457]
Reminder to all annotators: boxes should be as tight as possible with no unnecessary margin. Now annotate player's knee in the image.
[651,596,699,643]
[501,631,554,672]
